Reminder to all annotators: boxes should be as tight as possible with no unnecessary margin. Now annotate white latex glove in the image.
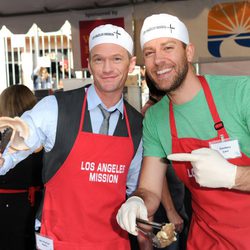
[167,148,237,189]
[116,196,148,236]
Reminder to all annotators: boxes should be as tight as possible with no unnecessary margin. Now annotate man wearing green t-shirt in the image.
[117,13,250,250]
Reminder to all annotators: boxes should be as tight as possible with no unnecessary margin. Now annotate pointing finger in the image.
[167,153,200,162]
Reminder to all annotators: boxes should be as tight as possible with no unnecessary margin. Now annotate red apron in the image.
[40,92,134,250]
[170,76,250,249]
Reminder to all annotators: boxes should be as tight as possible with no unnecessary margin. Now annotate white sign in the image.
[36,233,54,250]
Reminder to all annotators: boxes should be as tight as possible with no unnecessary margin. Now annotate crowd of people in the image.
[0,11,249,250]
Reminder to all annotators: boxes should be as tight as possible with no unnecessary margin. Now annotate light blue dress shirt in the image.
[1,84,142,196]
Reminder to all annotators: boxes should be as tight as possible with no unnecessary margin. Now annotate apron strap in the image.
[170,75,229,138]
[169,101,178,138]
[0,186,41,207]
[28,186,41,207]
[79,88,88,133]
[81,90,133,140]
[198,76,229,138]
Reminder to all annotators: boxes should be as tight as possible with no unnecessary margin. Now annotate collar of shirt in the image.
[86,84,124,134]
[86,84,124,118]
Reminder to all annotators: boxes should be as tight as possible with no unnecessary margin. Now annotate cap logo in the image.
[114,30,121,38]
[143,24,175,36]
[92,30,121,41]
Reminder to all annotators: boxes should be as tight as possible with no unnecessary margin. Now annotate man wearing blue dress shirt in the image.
[0,24,143,250]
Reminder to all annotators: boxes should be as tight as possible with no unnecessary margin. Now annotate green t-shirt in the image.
[143,74,250,158]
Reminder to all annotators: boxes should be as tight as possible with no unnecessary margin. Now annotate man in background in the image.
[0,24,143,250]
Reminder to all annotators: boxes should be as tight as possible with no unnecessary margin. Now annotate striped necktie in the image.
[98,104,114,135]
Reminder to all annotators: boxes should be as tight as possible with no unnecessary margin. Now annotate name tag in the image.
[209,138,241,159]
[36,233,54,250]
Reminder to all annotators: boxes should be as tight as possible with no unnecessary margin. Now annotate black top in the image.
[0,151,43,189]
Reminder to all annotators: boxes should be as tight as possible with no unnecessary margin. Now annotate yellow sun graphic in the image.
[207,1,250,57]
[208,1,250,36]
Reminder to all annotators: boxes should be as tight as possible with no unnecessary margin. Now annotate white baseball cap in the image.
[89,24,134,55]
[140,13,189,49]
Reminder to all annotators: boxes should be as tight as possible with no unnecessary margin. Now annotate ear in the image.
[186,43,195,63]
[128,56,137,74]
[87,58,93,75]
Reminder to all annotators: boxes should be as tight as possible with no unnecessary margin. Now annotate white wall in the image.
[199,60,250,76]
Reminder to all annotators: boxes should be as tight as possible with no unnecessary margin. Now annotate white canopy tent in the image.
[0,0,249,93]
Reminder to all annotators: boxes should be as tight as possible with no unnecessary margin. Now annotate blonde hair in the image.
[39,67,50,80]
[0,85,37,117]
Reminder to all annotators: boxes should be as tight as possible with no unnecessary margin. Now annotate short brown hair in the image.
[0,85,37,117]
